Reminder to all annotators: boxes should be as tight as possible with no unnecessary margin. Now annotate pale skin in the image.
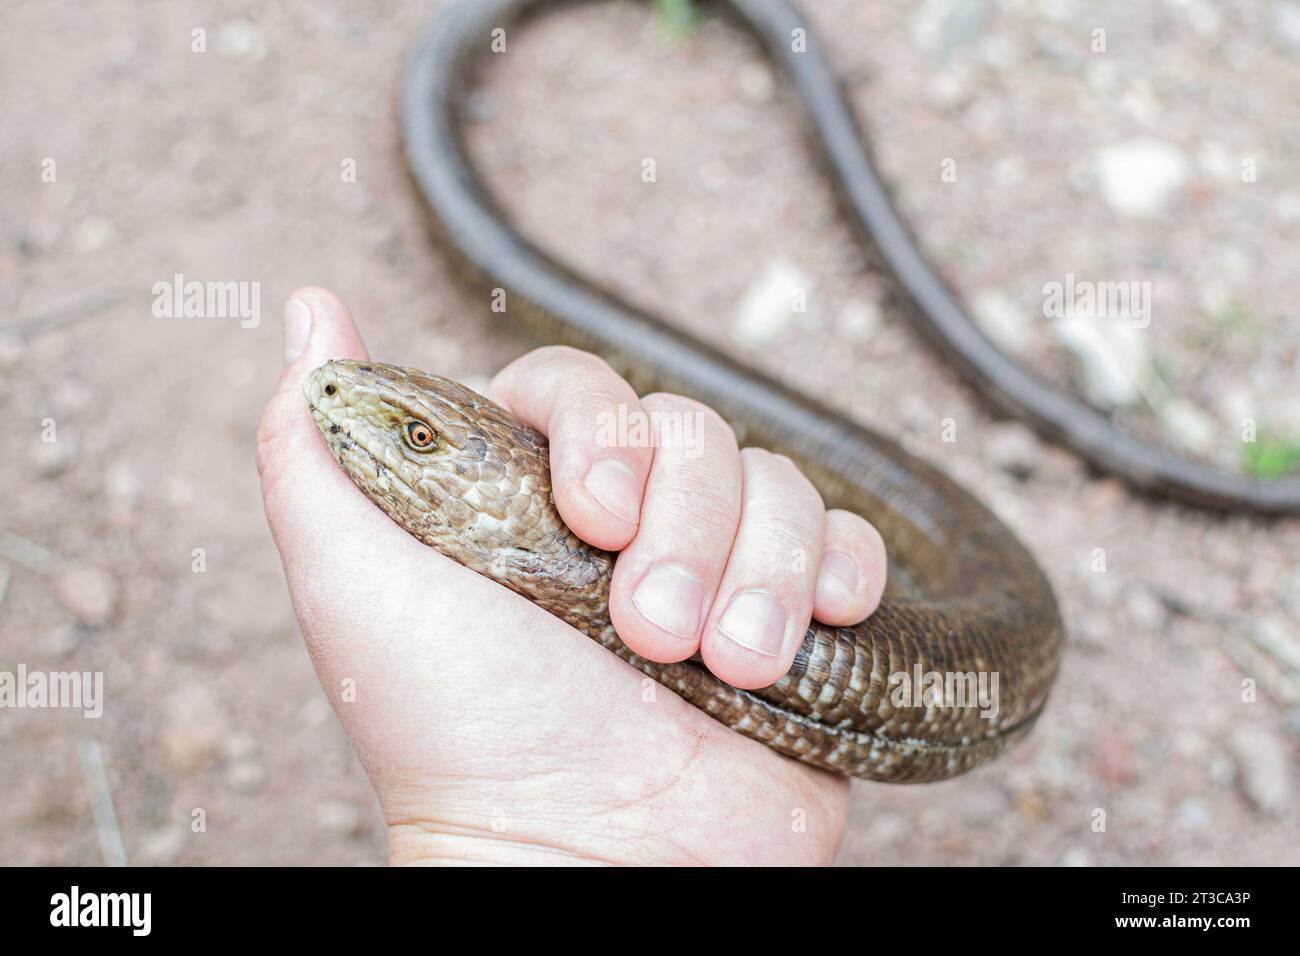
[257,287,888,865]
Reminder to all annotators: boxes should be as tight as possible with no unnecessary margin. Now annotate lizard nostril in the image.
[324,384,337,396]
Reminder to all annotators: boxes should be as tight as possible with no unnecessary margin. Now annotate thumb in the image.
[256,287,374,559]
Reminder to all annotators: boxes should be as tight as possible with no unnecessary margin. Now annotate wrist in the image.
[387,821,609,867]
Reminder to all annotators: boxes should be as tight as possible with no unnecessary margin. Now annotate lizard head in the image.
[304,360,562,577]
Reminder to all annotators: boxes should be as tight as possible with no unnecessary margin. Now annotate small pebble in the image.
[1269,1,1300,57]
[1095,140,1188,218]
[315,799,368,838]
[1250,616,1300,673]
[1176,797,1210,830]
[1159,400,1217,453]
[1208,754,1236,787]
[105,459,139,524]
[216,20,268,61]
[926,66,971,110]
[1286,566,1300,618]
[161,685,229,774]
[226,758,267,793]
[984,422,1042,478]
[1228,727,1292,814]
[737,62,775,103]
[37,624,81,656]
[31,439,77,478]
[837,299,882,343]
[1059,846,1090,867]
[51,562,117,627]
[733,260,811,347]
[0,332,24,367]
[1054,315,1150,407]
[971,288,1033,355]
[135,826,186,865]
[1092,732,1137,788]
[1124,587,1167,632]
[912,0,987,64]
[72,218,115,253]
[1185,0,1222,39]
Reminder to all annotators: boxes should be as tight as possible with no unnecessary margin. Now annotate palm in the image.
[283,480,846,864]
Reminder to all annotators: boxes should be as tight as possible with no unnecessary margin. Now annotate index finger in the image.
[487,346,653,552]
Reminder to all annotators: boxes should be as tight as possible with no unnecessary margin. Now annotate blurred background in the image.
[2,0,1298,865]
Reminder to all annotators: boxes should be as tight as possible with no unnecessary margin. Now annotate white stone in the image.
[216,20,268,61]
[1195,140,1235,181]
[1159,399,1217,454]
[972,288,1033,355]
[315,799,368,837]
[73,218,115,253]
[837,299,882,343]
[1270,1,1300,56]
[984,422,1042,476]
[733,260,812,347]
[1176,798,1210,829]
[912,0,987,63]
[1095,140,1188,218]
[1251,616,1300,673]
[1054,315,1150,407]
[1286,567,1300,619]
[1229,727,1293,815]
[1275,191,1300,224]
[161,685,229,774]
[136,826,186,865]
[1059,846,1090,867]
[31,439,76,478]
[1180,0,1223,39]
[737,63,775,103]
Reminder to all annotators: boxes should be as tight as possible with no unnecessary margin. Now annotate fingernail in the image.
[584,457,642,524]
[818,551,859,595]
[718,591,788,657]
[632,563,704,639]
[283,297,312,365]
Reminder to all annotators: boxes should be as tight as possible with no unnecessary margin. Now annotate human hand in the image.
[257,288,887,865]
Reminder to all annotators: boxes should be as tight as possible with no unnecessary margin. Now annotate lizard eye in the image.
[405,421,437,451]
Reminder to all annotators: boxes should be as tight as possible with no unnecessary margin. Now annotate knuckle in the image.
[535,345,615,376]
[558,386,642,449]
[744,513,816,558]
[653,471,740,537]
[493,346,618,395]
[742,448,823,510]
[756,498,823,547]
[641,392,706,417]
[642,393,737,449]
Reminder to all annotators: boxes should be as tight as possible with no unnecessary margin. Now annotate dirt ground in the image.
[2,0,1297,865]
